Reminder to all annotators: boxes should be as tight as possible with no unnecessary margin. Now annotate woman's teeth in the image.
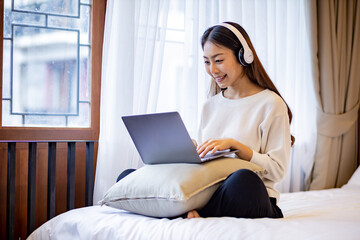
[215,75,226,82]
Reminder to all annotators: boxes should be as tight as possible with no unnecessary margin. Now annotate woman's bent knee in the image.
[116,168,136,182]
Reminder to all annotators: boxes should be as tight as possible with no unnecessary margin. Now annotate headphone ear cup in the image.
[238,48,247,66]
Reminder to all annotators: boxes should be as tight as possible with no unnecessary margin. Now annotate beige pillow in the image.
[100,157,266,218]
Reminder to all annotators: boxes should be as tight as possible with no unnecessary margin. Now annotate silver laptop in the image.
[122,112,238,164]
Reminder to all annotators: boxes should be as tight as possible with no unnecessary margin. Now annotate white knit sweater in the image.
[198,89,292,201]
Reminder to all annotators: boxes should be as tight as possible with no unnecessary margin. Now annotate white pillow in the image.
[100,158,266,218]
[343,166,360,189]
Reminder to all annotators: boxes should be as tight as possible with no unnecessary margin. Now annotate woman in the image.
[186,22,293,219]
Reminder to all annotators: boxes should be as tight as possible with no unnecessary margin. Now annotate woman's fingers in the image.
[197,138,234,157]
[211,146,220,154]
[197,144,211,157]
[198,144,213,157]
[198,139,229,157]
[200,144,217,157]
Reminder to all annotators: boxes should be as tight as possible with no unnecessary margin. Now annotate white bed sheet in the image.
[28,187,360,240]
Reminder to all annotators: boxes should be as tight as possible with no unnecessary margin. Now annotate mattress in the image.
[28,186,360,240]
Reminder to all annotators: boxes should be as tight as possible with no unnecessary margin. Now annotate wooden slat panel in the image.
[0,144,7,240]
[67,142,76,210]
[27,142,37,236]
[1,140,98,240]
[47,142,56,220]
[6,143,15,240]
[85,142,94,206]
[35,143,48,230]
[55,143,67,216]
[75,142,86,208]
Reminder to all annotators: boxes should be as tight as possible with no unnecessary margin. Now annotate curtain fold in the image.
[309,0,360,190]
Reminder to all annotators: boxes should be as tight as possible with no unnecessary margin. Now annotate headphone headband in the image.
[216,23,254,65]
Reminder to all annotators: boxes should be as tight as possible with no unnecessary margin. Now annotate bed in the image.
[27,167,360,240]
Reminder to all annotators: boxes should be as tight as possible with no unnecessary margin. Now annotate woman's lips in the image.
[214,75,226,83]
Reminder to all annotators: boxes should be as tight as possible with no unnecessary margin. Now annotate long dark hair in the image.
[201,22,295,145]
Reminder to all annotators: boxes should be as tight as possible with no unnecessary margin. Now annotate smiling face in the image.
[203,41,244,89]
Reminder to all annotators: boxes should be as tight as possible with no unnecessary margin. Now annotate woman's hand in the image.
[197,138,235,157]
[197,138,253,161]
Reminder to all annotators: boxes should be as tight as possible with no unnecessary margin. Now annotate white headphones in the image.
[217,23,254,66]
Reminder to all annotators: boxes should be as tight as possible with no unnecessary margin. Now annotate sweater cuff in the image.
[250,150,267,168]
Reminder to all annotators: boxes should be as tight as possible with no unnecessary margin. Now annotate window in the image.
[3,0,92,127]
[1,0,104,140]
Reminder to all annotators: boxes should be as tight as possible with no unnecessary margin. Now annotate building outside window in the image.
[2,0,92,127]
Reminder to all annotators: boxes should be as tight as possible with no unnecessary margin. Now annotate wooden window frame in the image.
[0,0,106,141]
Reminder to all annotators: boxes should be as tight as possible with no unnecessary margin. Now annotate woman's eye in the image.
[215,59,223,63]
[204,61,210,64]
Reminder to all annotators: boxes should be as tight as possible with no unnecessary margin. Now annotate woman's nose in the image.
[210,63,219,74]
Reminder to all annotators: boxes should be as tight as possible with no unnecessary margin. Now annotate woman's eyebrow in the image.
[203,53,224,59]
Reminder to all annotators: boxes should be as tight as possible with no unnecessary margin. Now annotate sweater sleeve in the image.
[250,113,291,183]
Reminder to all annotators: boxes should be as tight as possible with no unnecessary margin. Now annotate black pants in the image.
[117,168,283,219]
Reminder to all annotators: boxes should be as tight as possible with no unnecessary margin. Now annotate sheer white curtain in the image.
[94,0,170,203]
[94,0,316,203]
